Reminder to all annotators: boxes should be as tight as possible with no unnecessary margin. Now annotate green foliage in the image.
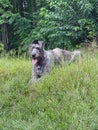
[35,0,98,48]
[1,0,98,51]
[0,42,4,52]
[4,0,48,51]
[0,0,12,24]
[0,51,98,129]
[8,13,32,51]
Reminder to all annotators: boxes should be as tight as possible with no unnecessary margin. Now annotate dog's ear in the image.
[32,40,45,49]
[39,41,45,49]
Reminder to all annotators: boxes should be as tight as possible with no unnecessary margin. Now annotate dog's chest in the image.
[34,63,47,77]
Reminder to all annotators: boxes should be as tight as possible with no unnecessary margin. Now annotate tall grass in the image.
[0,52,98,130]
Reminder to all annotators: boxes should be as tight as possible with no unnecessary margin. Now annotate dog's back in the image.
[52,48,81,64]
[52,48,72,63]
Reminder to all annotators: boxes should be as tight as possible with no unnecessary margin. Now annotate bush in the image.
[0,43,4,53]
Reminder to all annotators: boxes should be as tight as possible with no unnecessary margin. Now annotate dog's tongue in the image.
[32,59,38,64]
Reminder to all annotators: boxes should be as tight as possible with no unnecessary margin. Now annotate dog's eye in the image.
[36,47,40,50]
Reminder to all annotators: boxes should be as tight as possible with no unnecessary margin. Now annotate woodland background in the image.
[0,0,98,52]
[0,1,98,129]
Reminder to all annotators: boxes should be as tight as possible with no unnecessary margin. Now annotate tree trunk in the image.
[1,23,8,49]
[31,0,36,12]
[0,25,2,42]
[20,0,24,16]
[31,0,37,27]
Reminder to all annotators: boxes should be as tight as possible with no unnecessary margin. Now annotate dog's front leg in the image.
[42,63,50,76]
[28,66,38,84]
[28,74,37,84]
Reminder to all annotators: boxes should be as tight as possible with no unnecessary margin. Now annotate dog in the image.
[29,40,81,82]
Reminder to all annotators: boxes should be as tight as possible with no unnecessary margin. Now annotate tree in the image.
[1,0,98,51]
[7,0,47,51]
[0,0,12,49]
[34,0,98,48]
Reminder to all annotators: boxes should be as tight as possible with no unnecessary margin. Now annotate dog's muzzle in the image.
[32,54,36,59]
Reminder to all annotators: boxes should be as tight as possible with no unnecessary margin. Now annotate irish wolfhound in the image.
[29,40,81,82]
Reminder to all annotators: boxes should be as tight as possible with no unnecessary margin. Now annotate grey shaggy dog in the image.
[29,40,81,83]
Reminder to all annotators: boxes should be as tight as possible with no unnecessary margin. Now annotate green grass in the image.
[0,52,98,130]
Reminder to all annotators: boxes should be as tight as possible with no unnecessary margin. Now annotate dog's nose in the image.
[32,54,36,58]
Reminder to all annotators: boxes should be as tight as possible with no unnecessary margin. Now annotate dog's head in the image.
[29,40,45,65]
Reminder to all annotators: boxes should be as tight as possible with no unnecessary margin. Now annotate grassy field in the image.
[0,52,98,130]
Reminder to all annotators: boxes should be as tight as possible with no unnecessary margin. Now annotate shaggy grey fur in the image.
[29,40,81,82]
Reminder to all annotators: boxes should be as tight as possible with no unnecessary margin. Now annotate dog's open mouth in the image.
[32,58,38,64]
